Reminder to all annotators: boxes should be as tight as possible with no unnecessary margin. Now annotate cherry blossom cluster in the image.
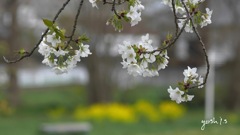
[104,0,144,31]
[118,34,169,77]
[38,26,91,75]
[168,66,203,104]
[126,0,144,26]
[162,0,213,33]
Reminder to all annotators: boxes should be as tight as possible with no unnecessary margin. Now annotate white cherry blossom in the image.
[89,0,98,8]
[127,64,142,76]
[183,66,198,83]
[52,66,68,74]
[119,34,169,77]
[79,44,92,57]
[168,86,184,104]
[198,76,204,88]
[126,6,142,26]
[200,8,213,28]
[42,58,56,67]
[126,1,144,27]
[46,33,61,47]
[178,18,194,33]
[183,94,194,102]
[53,48,68,57]
[39,31,91,75]
[38,41,52,57]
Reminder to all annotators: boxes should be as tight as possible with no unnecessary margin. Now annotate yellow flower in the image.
[87,104,108,121]
[134,100,159,122]
[73,103,136,123]
[159,101,186,121]
[106,103,136,123]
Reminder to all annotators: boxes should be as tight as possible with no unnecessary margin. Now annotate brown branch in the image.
[141,1,190,55]
[180,0,210,89]
[4,0,72,64]
[144,16,189,54]
[111,0,121,18]
[64,0,84,49]
[103,0,126,5]
[172,0,179,36]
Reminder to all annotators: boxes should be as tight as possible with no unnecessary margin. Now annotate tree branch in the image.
[172,0,179,36]
[103,0,126,5]
[111,0,121,18]
[64,0,85,49]
[180,0,210,89]
[3,0,72,63]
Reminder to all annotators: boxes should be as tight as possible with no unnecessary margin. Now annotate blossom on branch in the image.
[183,66,198,83]
[200,8,213,28]
[168,86,184,104]
[119,34,169,77]
[38,25,91,75]
[126,0,144,26]
[167,66,205,104]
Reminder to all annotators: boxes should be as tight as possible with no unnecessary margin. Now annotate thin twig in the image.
[111,0,121,18]
[103,0,126,5]
[142,1,189,54]
[180,0,210,89]
[144,17,189,54]
[171,0,179,36]
[64,0,84,49]
[4,0,72,64]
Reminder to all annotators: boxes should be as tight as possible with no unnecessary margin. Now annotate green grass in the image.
[0,85,239,135]
[0,113,239,135]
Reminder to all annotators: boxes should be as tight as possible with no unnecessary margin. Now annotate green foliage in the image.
[43,19,53,27]
[78,34,90,43]
[42,19,65,40]
[112,15,123,32]
[17,48,27,56]
[0,100,14,116]
[128,0,136,6]
[0,85,239,135]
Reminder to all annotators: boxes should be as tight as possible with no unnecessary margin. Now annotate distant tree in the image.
[4,0,20,107]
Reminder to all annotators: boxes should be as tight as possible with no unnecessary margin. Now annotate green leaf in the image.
[54,28,64,40]
[113,15,123,32]
[18,48,28,56]
[128,0,136,6]
[78,34,90,43]
[43,19,53,27]
[166,33,173,41]
[178,82,184,86]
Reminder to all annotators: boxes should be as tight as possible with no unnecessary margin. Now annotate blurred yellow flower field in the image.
[73,100,186,123]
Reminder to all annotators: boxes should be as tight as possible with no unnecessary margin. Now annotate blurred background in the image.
[0,0,239,135]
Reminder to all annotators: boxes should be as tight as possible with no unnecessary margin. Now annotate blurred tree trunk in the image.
[86,49,114,104]
[78,6,116,104]
[6,0,20,107]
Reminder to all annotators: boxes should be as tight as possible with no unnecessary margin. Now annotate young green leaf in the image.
[78,34,90,43]
[18,48,28,56]
[43,19,53,27]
